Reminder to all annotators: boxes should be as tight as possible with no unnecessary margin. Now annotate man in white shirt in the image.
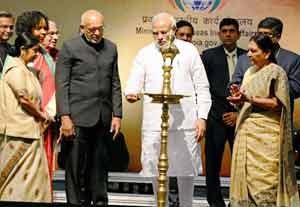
[125,12,211,207]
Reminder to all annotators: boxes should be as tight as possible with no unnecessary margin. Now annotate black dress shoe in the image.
[209,203,226,207]
[94,201,108,207]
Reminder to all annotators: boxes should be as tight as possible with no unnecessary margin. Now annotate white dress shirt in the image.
[224,47,237,81]
[125,39,212,131]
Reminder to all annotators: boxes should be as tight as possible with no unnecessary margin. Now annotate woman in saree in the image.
[15,11,56,175]
[228,33,300,207]
[0,32,52,202]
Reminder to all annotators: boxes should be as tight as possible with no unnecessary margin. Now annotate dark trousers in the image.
[64,122,110,206]
[205,116,235,207]
[168,177,179,207]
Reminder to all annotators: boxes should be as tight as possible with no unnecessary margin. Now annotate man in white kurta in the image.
[125,12,211,207]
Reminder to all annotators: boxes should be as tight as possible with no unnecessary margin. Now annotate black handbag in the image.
[107,132,130,172]
[57,131,130,171]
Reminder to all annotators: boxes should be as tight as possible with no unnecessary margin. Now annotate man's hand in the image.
[59,115,75,142]
[111,117,121,140]
[125,94,140,103]
[222,112,237,127]
[195,119,206,142]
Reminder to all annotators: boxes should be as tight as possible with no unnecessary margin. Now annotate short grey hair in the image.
[152,12,176,28]
[80,9,103,26]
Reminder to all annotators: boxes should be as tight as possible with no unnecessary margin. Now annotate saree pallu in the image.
[0,135,51,202]
[33,48,56,177]
[230,63,300,207]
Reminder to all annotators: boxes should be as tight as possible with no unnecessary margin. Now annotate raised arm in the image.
[124,51,145,103]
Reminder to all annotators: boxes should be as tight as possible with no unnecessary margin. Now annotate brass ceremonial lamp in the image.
[145,32,184,207]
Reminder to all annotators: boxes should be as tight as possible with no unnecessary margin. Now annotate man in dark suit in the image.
[201,18,246,207]
[232,17,300,111]
[0,11,14,73]
[55,9,122,206]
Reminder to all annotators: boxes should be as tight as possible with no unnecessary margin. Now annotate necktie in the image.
[227,53,236,81]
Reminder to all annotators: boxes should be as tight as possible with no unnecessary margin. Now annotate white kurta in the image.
[125,39,211,176]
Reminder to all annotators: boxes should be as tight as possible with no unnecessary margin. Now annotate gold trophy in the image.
[145,31,185,207]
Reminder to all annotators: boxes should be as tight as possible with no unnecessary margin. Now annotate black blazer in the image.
[0,43,11,73]
[56,36,122,127]
[201,45,246,121]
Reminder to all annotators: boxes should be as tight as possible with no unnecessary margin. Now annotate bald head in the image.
[80,10,104,44]
[152,12,176,46]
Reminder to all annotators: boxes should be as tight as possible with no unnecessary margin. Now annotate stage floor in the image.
[1,170,299,206]
[53,170,230,206]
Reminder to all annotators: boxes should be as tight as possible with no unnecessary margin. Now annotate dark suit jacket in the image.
[201,45,246,121]
[0,43,11,73]
[232,45,300,100]
[55,35,122,127]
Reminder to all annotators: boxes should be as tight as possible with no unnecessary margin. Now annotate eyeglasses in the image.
[86,26,104,34]
[257,31,275,37]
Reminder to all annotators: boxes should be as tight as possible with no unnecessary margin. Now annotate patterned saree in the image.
[230,63,300,207]
[0,135,51,202]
